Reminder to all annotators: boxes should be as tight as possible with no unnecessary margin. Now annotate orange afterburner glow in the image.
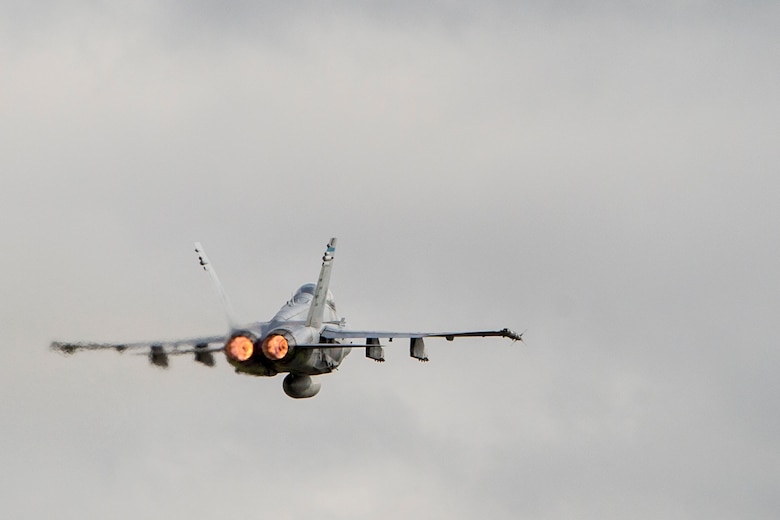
[261,334,289,360]
[226,335,254,362]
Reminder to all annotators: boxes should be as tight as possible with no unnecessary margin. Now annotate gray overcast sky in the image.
[1,1,778,518]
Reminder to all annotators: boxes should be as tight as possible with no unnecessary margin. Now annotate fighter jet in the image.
[51,238,523,398]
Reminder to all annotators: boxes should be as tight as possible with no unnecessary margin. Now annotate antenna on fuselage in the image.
[194,242,238,329]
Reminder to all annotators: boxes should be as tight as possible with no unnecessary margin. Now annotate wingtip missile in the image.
[504,328,525,343]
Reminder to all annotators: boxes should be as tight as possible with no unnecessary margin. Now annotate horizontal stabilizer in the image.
[294,343,382,349]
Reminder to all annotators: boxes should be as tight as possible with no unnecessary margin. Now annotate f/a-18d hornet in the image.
[51,238,523,398]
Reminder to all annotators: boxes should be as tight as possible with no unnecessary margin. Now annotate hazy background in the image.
[1,1,778,518]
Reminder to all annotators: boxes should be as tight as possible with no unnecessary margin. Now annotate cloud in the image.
[1,2,779,518]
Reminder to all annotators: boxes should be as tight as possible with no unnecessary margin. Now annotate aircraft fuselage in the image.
[224,283,351,378]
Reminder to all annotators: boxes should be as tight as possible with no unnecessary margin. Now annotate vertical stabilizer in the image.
[306,238,337,329]
[194,242,238,328]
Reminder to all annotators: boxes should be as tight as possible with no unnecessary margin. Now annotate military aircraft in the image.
[51,238,523,398]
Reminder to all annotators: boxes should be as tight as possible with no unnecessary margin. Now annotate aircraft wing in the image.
[50,335,227,368]
[319,326,523,362]
[321,327,523,341]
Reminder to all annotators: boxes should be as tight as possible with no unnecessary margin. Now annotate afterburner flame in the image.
[261,334,289,360]
[226,335,254,362]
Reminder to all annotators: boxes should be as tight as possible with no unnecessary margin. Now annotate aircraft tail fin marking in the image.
[306,238,337,329]
[195,242,238,328]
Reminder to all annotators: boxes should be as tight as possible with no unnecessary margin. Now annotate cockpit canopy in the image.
[292,283,335,308]
[292,283,315,304]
